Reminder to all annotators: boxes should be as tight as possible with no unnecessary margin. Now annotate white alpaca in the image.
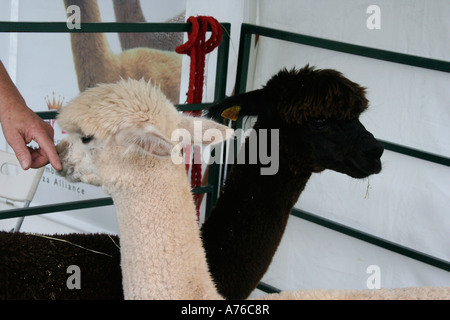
[64,0,181,103]
[56,79,449,300]
[56,78,229,299]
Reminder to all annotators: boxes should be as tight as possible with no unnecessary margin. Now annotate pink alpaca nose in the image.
[56,140,69,158]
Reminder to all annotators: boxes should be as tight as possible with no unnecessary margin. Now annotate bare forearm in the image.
[0,60,27,119]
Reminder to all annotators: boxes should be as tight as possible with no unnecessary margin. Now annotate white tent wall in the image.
[245,0,450,296]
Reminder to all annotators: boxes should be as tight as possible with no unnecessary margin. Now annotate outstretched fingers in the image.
[5,117,62,171]
[29,123,62,171]
[7,131,33,170]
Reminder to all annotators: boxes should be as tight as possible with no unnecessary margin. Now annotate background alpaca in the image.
[201,65,384,299]
[112,0,185,51]
[63,0,181,103]
[55,78,229,299]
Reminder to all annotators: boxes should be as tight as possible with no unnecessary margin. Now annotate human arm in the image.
[0,60,62,170]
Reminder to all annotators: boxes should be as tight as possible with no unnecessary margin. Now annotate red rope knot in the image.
[176,16,223,219]
[176,16,223,109]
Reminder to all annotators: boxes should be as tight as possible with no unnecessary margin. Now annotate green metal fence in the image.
[0,21,231,221]
[234,23,450,294]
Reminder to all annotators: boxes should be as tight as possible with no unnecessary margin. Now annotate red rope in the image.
[176,16,223,219]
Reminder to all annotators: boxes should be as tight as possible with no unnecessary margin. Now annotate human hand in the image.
[0,104,62,171]
[0,60,62,171]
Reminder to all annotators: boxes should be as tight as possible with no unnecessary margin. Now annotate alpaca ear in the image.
[206,89,267,121]
[116,125,173,157]
[176,116,234,146]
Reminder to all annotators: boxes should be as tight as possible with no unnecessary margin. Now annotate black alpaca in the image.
[0,232,122,299]
[201,65,384,299]
[0,66,382,299]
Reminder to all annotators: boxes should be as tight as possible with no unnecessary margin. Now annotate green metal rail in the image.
[0,21,231,220]
[231,24,450,293]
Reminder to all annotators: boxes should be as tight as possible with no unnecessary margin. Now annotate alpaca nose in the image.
[363,139,384,159]
[56,140,68,159]
[353,120,383,160]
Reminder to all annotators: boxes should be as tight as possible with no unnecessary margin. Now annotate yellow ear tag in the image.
[221,106,241,121]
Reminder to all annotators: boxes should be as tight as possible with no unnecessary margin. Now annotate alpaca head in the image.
[56,78,232,189]
[207,65,383,179]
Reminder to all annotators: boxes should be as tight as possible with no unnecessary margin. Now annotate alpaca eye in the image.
[309,118,328,129]
[81,136,94,144]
